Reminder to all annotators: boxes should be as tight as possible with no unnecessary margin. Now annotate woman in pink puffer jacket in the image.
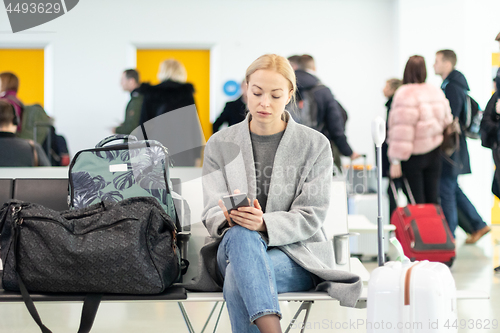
[388,55,452,204]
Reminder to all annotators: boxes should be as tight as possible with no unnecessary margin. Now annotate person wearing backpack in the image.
[434,49,490,242]
[0,100,50,167]
[292,55,360,173]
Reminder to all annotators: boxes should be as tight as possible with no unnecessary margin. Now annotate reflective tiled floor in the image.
[0,228,498,333]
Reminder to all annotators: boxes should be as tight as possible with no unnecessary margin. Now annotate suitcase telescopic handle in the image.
[96,134,138,148]
[389,178,417,206]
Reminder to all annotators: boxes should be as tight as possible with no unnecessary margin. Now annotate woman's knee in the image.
[221,225,267,257]
[225,225,262,243]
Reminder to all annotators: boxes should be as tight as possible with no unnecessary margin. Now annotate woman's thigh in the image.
[422,148,442,204]
[401,158,425,204]
[267,248,314,293]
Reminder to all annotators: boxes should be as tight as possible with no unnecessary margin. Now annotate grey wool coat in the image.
[184,111,362,308]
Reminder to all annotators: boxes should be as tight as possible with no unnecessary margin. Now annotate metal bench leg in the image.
[178,301,224,333]
[200,301,222,333]
[178,302,196,333]
[211,302,225,333]
[284,301,313,333]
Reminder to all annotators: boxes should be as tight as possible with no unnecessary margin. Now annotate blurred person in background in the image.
[479,34,500,245]
[137,59,202,166]
[114,69,143,134]
[139,59,195,125]
[0,72,23,132]
[388,55,452,206]
[496,32,500,93]
[292,54,360,173]
[381,78,407,215]
[287,55,301,71]
[213,80,247,133]
[434,49,490,241]
[0,100,50,167]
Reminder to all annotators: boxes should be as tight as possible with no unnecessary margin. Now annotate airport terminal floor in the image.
[0,229,498,333]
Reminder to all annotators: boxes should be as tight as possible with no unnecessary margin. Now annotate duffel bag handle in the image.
[95,134,138,148]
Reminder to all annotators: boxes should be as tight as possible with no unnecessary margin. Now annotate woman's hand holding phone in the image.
[230,198,265,231]
[218,189,266,231]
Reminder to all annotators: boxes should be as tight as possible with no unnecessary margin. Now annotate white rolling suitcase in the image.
[367,118,457,333]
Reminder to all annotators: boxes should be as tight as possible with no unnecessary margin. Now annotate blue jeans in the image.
[217,225,314,333]
[440,176,487,238]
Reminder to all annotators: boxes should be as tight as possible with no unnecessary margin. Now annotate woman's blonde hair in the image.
[157,59,187,83]
[245,54,297,105]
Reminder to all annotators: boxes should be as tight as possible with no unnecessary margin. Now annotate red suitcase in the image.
[390,180,456,266]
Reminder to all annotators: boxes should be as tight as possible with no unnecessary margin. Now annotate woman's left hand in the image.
[229,199,266,232]
[390,163,402,179]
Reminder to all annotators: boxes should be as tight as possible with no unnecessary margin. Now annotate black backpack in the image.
[290,83,324,130]
[291,83,349,128]
[463,95,482,139]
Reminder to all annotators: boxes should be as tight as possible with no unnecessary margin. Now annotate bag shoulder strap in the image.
[309,82,326,94]
[12,218,102,333]
[1,94,24,110]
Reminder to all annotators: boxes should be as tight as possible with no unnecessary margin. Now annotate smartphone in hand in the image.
[222,193,250,213]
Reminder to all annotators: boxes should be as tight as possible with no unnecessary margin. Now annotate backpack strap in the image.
[1,93,24,109]
[27,140,39,166]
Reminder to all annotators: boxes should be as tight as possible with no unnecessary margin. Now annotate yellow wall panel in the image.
[492,196,500,225]
[0,49,44,106]
[492,52,500,67]
[136,49,211,141]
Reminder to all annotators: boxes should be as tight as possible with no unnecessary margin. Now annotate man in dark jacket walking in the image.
[481,32,500,216]
[434,49,490,242]
[292,55,359,173]
[115,69,143,135]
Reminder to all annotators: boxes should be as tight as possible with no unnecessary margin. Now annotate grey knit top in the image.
[250,130,285,213]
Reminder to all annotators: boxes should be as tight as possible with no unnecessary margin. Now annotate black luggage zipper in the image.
[12,207,140,234]
[12,206,176,249]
